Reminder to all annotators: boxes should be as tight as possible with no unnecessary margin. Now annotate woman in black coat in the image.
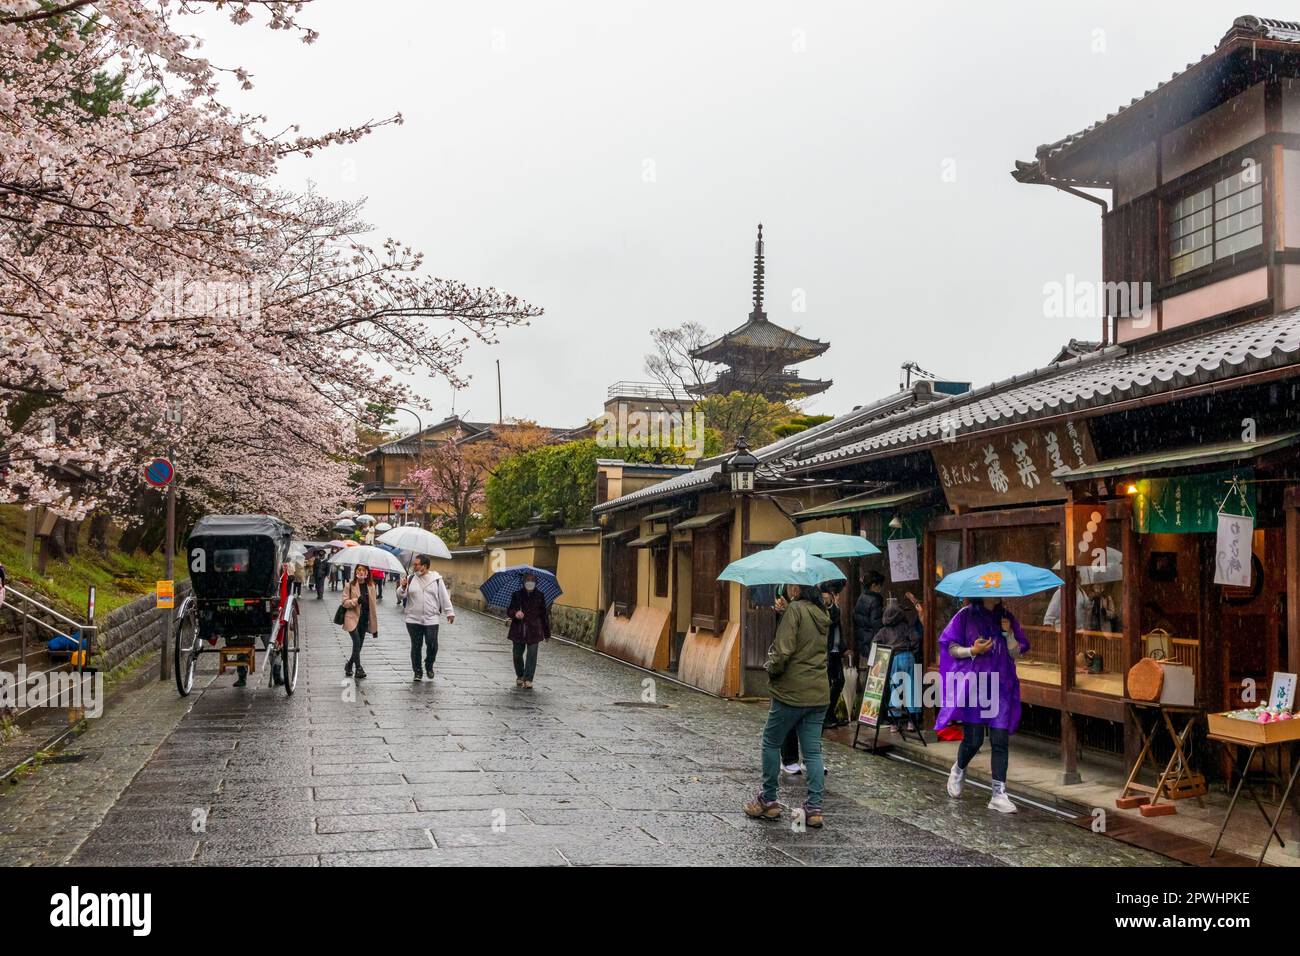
[506,572,550,689]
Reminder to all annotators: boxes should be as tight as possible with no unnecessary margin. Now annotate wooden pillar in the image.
[1121,511,1143,772]
[1285,488,1300,854]
[922,528,937,667]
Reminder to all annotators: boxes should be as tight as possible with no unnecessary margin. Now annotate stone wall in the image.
[551,604,600,648]
[96,581,193,673]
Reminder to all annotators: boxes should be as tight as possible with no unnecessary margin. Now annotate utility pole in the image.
[496,359,503,424]
[159,404,182,682]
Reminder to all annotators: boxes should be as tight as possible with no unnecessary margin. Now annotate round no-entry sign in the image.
[144,457,174,488]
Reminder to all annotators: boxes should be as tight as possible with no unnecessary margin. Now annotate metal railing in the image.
[1,584,97,726]
[605,381,688,402]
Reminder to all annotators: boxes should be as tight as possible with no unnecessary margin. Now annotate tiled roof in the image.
[592,382,943,514]
[789,308,1300,472]
[693,316,829,361]
[1014,16,1300,185]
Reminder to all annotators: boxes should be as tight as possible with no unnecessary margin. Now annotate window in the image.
[971,523,1062,687]
[1168,167,1262,278]
[214,548,250,573]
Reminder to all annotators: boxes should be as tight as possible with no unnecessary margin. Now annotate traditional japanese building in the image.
[690,225,832,401]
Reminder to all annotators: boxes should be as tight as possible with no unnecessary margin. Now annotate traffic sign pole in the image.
[161,448,175,682]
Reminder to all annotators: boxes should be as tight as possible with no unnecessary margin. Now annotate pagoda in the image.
[690,225,831,401]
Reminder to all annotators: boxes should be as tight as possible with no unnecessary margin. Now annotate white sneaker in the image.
[782,763,804,776]
[946,764,964,798]
[988,791,1018,814]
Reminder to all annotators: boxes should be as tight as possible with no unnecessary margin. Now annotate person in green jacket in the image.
[745,583,831,827]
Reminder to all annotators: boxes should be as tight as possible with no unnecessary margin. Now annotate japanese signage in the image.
[1213,512,1254,587]
[933,420,1096,510]
[1133,469,1255,534]
[156,580,175,610]
[1066,504,1108,568]
[887,538,919,582]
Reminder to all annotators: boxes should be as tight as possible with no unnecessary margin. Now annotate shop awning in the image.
[674,510,732,531]
[642,507,681,523]
[1053,431,1300,483]
[792,489,934,522]
[628,532,668,548]
[602,527,638,541]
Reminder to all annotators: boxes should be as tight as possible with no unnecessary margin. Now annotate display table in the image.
[1116,700,1207,817]
[1207,713,1300,866]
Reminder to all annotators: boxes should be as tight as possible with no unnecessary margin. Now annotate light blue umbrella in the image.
[935,561,1063,599]
[775,530,880,559]
[718,548,846,587]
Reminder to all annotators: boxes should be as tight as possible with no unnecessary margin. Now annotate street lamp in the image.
[724,436,759,493]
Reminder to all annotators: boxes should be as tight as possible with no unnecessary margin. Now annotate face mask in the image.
[524,582,536,592]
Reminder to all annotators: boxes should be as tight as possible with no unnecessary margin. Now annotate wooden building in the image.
[773,16,1300,783]
[592,381,959,696]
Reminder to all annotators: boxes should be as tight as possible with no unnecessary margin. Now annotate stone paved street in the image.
[0,592,1168,866]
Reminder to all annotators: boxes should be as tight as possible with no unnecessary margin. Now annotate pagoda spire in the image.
[751,222,766,321]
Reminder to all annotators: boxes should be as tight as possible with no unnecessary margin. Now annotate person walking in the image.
[291,555,306,595]
[506,572,549,689]
[397,554,455,681]
[937,597,1029,813]
[313,550,328,599]
[372,565,385,600]
[341,563,378,680]
[745,583,830,828]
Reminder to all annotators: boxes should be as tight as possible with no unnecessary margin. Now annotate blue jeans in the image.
[761,700,826,808]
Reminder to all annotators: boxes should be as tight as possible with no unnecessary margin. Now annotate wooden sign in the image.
[1067,503,1108,568]
[933,420,1096,510]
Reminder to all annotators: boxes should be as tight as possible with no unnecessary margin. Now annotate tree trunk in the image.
[88,511,111,557]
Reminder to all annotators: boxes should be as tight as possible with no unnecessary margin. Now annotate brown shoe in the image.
[803,804,824,828]
[743,794,782,821]
[515,678,523,687]
[523,680,533,689]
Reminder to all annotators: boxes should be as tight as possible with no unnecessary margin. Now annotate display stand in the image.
[851,641,926,754]
[1208,734,1300,867]
[1115,699,1206,817]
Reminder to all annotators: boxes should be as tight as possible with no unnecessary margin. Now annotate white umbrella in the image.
[374,522,392,532]
[377,525,452,560]
[356,514,376,526]
[1053,547,1123,585]
[336,509,358,519]
[333,518,356,531]
[326,544,406,574]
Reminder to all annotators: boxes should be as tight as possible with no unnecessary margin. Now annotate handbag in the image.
[1127,656,1164,701]
[333,603,346,626]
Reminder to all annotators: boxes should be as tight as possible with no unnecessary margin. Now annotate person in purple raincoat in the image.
[936,598,1029,813]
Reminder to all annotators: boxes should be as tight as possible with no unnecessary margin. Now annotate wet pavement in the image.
[0,590,1168,866]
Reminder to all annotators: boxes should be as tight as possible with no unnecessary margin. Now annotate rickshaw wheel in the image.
[174,609,201,697]
[281,605,300,695]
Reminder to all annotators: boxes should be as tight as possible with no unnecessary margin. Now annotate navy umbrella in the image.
[479,565,562,609]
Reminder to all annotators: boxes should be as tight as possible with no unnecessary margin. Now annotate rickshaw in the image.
[173,515,302,696]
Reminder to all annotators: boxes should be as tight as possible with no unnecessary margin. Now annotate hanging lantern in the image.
[725,436,759,493]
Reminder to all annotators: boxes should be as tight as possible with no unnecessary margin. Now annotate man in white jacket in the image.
[397,554,455,681]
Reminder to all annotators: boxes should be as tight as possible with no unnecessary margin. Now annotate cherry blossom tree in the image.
[0,0,542,535]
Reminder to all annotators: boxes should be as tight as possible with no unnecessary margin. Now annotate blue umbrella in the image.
[718,548,846,587]
[479,565,562,608]
[775,530,880,559]
[935,561,1063,599]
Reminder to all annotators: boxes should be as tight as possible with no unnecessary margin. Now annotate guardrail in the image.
[1,584,97,727]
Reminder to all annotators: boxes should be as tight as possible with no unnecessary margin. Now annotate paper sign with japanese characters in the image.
[887,538,919,582]
[932,420,1097,510]
[1213,512,1254,587]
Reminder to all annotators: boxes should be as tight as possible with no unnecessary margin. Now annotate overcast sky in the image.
[193,1,1242,432]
